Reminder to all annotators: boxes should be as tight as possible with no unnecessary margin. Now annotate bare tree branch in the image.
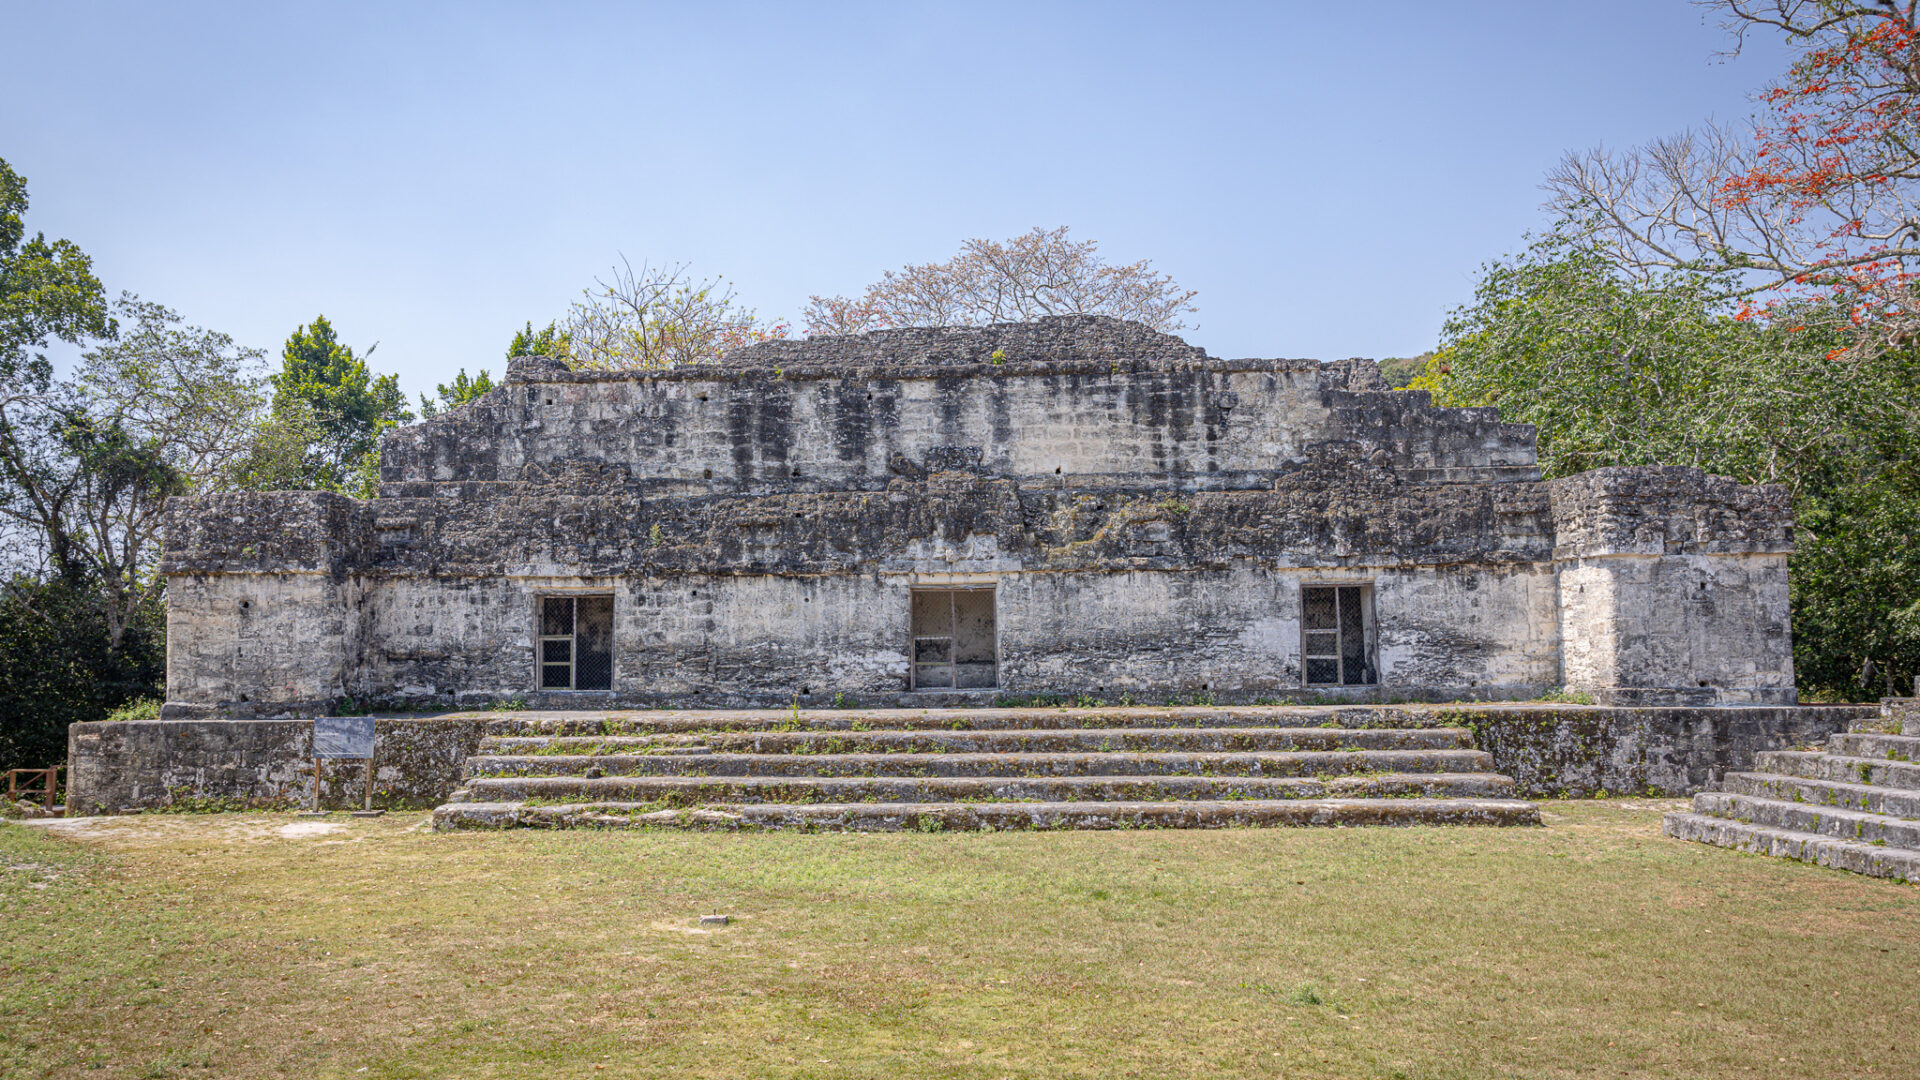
[804,227,1198,336]
[565,257,787,370]
[1563,3,1920,350]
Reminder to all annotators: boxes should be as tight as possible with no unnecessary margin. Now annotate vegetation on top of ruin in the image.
[802,226,1198,337]
[561,257,790,372]
[518,229,1197,372]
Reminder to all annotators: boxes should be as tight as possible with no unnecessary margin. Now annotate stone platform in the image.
[1665,699,1920,880]
[431,705,1539,831]
[68,703,1877,816]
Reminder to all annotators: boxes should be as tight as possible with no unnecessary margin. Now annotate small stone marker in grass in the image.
[700,914,731,927]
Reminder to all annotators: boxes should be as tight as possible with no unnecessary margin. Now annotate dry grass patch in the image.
[1,801,1916,1079]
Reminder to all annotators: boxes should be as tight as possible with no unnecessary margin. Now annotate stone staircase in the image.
[431,705,1539,831]
[1664,699,1920,881]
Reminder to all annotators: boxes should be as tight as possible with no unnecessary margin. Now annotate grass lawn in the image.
[1,801,1915,1079]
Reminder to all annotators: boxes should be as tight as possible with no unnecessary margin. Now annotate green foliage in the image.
[507,320,568,359]
[1417,233,1917,486]
[266,316,410,495]
[0,162,258,766]
[418,367,495,419]
[0,575,163,773]
[2,295,265,658]
[1790,475,1920,697]
[105,697,160,723]
[225,394,329,492]
[0,157,113,383]
[76,295,269,492]
[1427,227,1920,699]
[1375,353,1429,389]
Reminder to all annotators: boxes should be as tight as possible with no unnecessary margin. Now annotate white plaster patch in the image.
[1234,616,1294,660]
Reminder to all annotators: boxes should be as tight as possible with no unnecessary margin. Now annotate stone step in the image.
[1721,771,1920,819]
[1875,697,1920,737]
[474,705,1467,737]
[1752,751,1920,791]
[457,771,1518,806]
[463,747,1495,780]
[1690,791,1920,849]
[434,796,1543,832]
[474,726,1472,757]
[1663,812,1920,882]
[1826,732,1920,762]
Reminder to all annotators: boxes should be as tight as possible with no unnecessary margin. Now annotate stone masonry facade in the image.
[158,316,1797,717]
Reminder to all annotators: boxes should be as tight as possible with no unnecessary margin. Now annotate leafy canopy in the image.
[1415,229,1917,488]
[419,368,494,419]
[508,320,567,359]
[1421,224,1920,700]
[0,157,113,384]
[267,316,411,493]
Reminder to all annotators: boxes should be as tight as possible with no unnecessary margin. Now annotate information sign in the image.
[314,716,376,759]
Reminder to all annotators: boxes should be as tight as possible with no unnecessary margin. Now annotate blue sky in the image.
[5,1,1790,404]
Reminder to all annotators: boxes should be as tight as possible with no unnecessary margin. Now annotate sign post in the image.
[312,717,378,814]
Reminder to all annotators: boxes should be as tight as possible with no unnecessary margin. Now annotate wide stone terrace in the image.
[431,704,1539,832]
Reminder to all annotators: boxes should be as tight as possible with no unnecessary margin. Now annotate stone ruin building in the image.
[158,316,1797,717]
[63,315,1869,835]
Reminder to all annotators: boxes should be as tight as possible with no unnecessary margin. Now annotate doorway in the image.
[539,594,614,690]
[1301,584,1376,686]
[910,588,997,689]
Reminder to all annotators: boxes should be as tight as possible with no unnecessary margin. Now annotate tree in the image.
[1375,353,1432,389]
[77,295,268,490]
[0,157,113,383]
[224,395,329,493]
[1791,472,1920,697]
[1548,2,1920,354]
[0,158,115,584]
[804,226,1198,336]
[0,164,233,766]
[565,259,787,370]
[0,156,115,574]
[1419,226,1920,699]
[0,295,266,652]
[1526,1,1920,696]
[507,320,567,359]
[1413,230,1919,486]
[0,573,162,773]
[268,316,411,494]
[419,368,494,419]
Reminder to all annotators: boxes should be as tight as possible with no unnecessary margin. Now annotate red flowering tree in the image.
[1550,1,1920,353]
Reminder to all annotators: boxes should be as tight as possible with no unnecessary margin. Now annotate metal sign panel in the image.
[313,716,376,759]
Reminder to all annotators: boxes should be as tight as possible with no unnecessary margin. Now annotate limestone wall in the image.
[162,562,1571,712]
[65,718,484,815]
[1551,468,1796,705]
[1446,705,1867,796]
[379,319,1539,492]
[164,573,364,716]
